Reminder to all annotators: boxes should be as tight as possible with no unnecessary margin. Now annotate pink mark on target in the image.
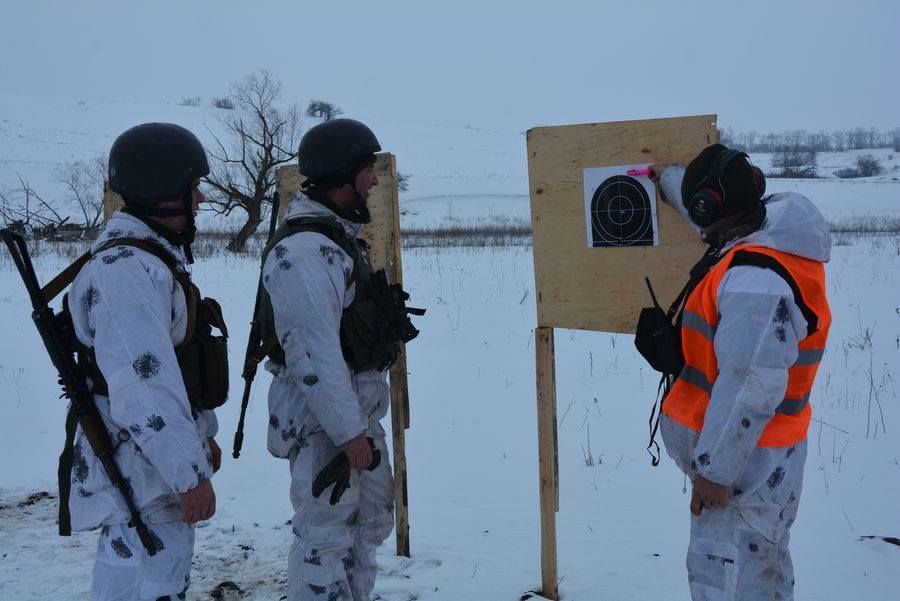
[626,168,652,177]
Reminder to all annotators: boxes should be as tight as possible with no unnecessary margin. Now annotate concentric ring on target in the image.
[590,175,655,247]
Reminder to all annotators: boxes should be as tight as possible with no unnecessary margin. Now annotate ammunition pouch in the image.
[176,294,230,411]
[634,305,683,376]
[341,269,423,373]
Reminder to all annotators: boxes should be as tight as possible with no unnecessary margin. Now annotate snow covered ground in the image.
[1,94,899,599]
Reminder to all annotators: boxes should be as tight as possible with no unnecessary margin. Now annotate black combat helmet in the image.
[108,123,209,204]
[108,123,209,263]
[298,118,382,224]
[298,118,381,181]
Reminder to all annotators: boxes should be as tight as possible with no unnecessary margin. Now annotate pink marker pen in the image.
[626,168,652,177]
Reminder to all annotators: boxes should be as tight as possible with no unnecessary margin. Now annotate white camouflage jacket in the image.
[263,193,390,459]
[657,166,831,541]
[67,211,218,530]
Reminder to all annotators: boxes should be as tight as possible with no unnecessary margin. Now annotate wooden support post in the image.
[385,154,412,557]
[389,348,411,557]
[535,326,559,600]
[102,180,124,224]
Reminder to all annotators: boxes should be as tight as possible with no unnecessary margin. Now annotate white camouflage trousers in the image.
[287,426,395,601]
[662,416,807,600]
[91,521,193,600]
[688,505,794,600]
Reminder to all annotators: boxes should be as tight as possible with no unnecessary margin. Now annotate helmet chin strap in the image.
[178,190,196,264]
[303,179,372,224]
[122,188,197,263]
[348,188,372,224]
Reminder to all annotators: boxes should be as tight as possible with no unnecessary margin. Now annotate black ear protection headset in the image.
[688,148,766,228]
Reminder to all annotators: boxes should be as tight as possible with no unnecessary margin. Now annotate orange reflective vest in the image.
[663,244,831,447]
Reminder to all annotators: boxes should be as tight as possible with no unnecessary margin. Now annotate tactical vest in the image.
[663,244,831,447]
[258,216,422,374]
[44,237,230,412]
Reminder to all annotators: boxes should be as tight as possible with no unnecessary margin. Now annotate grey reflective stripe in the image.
[776,392,811,415]
[682,310,717,341]
[678,365,714,393]
[793,348,825,367]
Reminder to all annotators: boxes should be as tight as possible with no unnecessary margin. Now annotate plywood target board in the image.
[527,115,717,334]
[275,153,402,283]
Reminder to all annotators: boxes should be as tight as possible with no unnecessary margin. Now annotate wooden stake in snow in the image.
[102,180,124,223]
[526,115,717,600]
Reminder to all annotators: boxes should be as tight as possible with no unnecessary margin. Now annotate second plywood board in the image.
[102,182,125,223]
[527,115,716,334]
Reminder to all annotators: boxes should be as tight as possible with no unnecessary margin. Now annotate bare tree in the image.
[305,100,343,121]
[204,70,303,252]
[772,150,817,178]
[0,175,70,237]
[834,154,884,179]
[855,155,884,177]
[52,156,107,236]
[210,97,235,110]
[397,172,411,193]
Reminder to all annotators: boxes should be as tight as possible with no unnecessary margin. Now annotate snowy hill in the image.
[3,93,898,234]
[0,93,526,213]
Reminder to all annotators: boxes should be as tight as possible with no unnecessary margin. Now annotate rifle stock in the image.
[1,228,158,556]
[232,191,281,459]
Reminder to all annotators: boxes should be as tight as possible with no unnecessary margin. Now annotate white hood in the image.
[741,192,832,263]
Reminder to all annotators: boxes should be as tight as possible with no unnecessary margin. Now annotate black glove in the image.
[312,437,381,505]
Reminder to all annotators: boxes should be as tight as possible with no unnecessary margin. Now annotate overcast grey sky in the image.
[1,0,896,132]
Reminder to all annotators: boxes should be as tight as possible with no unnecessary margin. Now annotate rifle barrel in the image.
[231,191,281,460]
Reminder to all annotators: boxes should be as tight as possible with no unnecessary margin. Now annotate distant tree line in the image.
[720,127,898,153]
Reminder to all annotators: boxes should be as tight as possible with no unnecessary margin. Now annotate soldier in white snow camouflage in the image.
[648,145,832,600]
[262,119,400,601]
[67,123,224,600]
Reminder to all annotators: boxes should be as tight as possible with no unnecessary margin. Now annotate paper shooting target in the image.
[588,174,656,247]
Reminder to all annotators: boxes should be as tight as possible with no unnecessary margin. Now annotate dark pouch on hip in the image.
[635,305,683,375]
[634,278,683,375]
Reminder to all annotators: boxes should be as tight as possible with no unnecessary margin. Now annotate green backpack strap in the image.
[41,251,93,303]
[44,236,183,304]
[95,236,181,271]
[98,237,199,350]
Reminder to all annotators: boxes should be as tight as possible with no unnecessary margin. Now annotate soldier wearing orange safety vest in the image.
[648,144,832,601]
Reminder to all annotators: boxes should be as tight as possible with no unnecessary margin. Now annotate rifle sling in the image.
[41,251,92,303]
[57,405,78,536]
